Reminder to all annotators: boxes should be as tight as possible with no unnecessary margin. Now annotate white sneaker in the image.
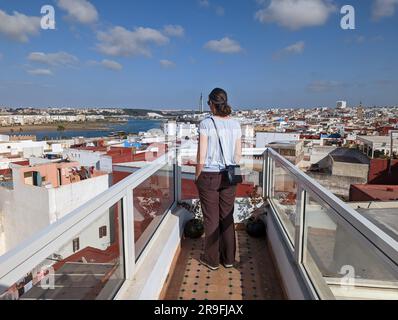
[199,256,219,271]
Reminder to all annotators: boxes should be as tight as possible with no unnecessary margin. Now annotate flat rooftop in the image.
[358,135,398,144]
[266,141,301,148]
[357,208,398,242]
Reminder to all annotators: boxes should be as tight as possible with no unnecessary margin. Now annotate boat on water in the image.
[108,131,127,138]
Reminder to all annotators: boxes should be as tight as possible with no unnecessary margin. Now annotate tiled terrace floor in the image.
[162,229,285,300]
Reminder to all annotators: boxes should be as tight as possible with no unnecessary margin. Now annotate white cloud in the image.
[255,0,336,30]
[27,69,53,76]
[57,0,98,24]
[199,0,210,8]
[28,52,79,66]
[274,41,305,60]
[97,26,169,57]
[163,25,185,37]
[285,41,305,54]
[216,6,225,16]
[345,35,384,45]
[204,37,243,54]
[88,59,123,71]
[160,59,176,68]
[372,0,398,20]
[0,10,41,42]
[99,59,123,71]
[199,1,225,16]
[307,80,343,92]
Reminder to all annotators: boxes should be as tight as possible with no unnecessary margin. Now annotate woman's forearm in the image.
[196,134,208,179]
[235,138,242,164]
[196,163,204,178]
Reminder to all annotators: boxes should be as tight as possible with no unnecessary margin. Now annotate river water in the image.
[7,119,164,141]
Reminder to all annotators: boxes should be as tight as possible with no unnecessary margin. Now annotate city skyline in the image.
[0,0,397,109]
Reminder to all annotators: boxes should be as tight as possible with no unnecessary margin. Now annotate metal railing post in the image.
[262,149,268,199]
[175,148,181,204]
[123,190,135,280]
[295,186,306,264]
[267,155,273,199]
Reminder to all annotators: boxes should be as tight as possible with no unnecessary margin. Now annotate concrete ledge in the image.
[264,207,313,300]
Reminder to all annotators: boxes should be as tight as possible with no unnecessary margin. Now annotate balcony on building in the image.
[0,145,397,300]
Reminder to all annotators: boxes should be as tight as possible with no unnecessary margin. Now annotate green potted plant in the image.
[179,200,204,239]
[237,186,266,238]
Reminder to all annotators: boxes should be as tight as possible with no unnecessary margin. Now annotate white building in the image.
[0,162,109,255]
[164,121,177,137]
[0,135,9,142]
[242,124,254,139]
[337,101,347,109]
[0,140,48,157]
[177,123,198,139]
[62,149,113,173]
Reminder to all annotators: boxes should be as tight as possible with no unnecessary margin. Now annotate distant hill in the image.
[122,109,198,117]
[122,109,157,116]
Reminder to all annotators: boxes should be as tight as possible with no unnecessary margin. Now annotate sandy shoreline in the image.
[0,122,115,134]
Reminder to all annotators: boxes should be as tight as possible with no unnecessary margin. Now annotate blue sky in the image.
[0,0,397,109]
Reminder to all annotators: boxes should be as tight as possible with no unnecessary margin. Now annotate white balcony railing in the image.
[0,147,397,300]
[265,148,398,299]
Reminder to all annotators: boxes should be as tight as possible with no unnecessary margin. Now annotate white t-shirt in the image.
[199,116,242,172]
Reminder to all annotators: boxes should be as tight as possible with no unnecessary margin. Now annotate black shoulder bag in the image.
[210,117,243,185]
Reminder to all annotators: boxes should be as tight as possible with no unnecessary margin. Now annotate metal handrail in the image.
[266,147,398,266]
[0,151,176,291]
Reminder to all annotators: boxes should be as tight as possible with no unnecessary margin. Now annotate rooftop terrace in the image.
[0,147,397,300]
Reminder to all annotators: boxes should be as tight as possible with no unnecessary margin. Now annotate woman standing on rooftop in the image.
[195,88,242,270]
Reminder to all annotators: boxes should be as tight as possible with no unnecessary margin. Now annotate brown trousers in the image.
[196,171,237,266]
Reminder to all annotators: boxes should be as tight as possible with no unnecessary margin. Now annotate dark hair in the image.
[209,88,232,117]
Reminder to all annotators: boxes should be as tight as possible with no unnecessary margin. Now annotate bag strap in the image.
[210,117,227,166]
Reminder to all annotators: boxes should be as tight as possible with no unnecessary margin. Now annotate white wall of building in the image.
[140,136,166,144]
[56,210,112,260]
[50,174,109,223]
[0,158,26,170]
[23,147,44,158]
[0,135,9,142]
[242,125,254,138]
[337,101,347,109]
[164,122,177,137]
[177,123,198,139]
[1,184,51,254]
[51,144,63,153]
[63,149,113,173]
[0,141,48,155]
[0,174,109,255]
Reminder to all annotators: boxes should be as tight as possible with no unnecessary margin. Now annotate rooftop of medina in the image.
[0,144,397,300]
